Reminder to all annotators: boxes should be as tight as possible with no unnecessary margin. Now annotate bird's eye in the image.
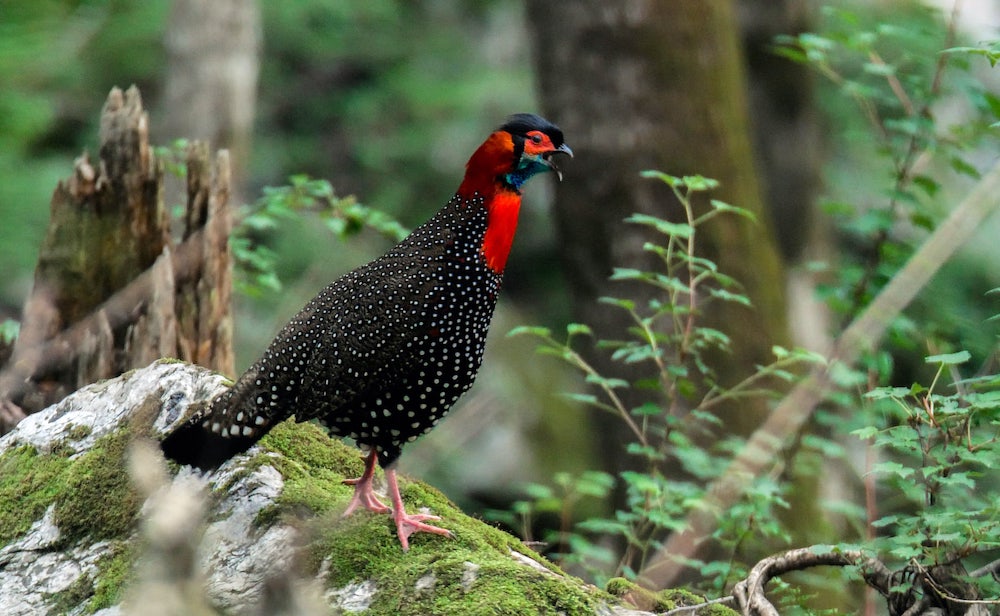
[529,133,543,144]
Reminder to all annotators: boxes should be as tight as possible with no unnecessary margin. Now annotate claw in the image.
[342,449,390,515]
[341,450,454,550]
[386,469,453,551]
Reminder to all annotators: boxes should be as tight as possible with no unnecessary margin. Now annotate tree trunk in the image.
[527,0,788,451]
[1,87,233,428]
[159,0,260,205]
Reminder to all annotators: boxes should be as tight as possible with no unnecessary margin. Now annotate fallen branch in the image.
[732,548,891,616]
[729,546,998,616]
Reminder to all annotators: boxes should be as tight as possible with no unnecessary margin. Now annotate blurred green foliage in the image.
[785,1,1000,372]
[0,2,153,291]
[0,0,537,313]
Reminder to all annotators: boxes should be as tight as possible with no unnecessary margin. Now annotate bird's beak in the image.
[541,143,573,181]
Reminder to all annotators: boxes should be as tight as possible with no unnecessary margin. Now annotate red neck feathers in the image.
[457,131,522,275]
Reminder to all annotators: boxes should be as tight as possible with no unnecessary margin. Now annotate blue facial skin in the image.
[503,154,552,192]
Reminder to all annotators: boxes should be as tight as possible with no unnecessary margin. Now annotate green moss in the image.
[54,428,143,545]
[87,540,137,612]
[260,418,364,476]
[241,420,606,615]
[0,388,162,613]
[52,392,160,547]
[310,512,604,616]
[0,445,72,548]
[605,577,738,615]
[65,424,94,441]
[247,419,366,527]
[156,357,187,365]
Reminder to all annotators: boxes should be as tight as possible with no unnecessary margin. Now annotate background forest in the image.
[2,0,1000,613]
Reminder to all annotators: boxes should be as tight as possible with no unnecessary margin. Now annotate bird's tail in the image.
[160,417,260,471]
[162,365,284,470]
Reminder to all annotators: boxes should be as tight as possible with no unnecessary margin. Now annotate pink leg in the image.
[342,449,390,516]
[385,468,453,551]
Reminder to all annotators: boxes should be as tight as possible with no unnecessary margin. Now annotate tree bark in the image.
[159,0,260,204]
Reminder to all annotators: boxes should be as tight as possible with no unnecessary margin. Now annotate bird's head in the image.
[461,113,571,274]
[460,113,573,196]
[498,113,574,190]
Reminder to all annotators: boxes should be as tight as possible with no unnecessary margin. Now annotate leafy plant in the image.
[855,350,1000,598]
[504,173,821,590]
[500,5,1000,612]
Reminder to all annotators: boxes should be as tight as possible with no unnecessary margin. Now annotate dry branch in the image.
[732,548,891,616]
[730,546,995,616]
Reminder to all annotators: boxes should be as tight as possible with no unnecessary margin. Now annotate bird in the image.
[161,113,572,550]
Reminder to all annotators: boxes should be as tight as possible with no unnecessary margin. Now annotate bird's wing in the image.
[223,238,448,425]
[293,247,446,418]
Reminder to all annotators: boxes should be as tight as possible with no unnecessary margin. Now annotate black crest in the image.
[499,113,565,148]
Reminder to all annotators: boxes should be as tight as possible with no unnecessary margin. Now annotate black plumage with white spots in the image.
[162,193,497,469]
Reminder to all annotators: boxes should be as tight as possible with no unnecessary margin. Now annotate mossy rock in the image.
[0,361,665,615]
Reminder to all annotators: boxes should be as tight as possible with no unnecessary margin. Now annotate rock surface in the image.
[0,360,672,615]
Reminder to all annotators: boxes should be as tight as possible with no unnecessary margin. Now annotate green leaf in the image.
[599,297,636,311]
[925,350,971,365]
[576,518,630,535]
[708,288,751,306]
[639,170,682,186]
[680,175,719,191]
[566,323,593,338]
[584,373,629,389]
[609,268,647,282]
[872,461,914,479]
[0,319,19,345]
[709,199,757,222]
[631,402,663,416]
[625,213,694,238]
[523,483,553,500]
[560,392,600,407]
[507,325,552,339]
[575,471,615,497]
[949,155,981,179]
[851,426,879,440]
[626,443,665,461]
[870,515,898,528]
[862,61,896,76]
[911,174,940,197]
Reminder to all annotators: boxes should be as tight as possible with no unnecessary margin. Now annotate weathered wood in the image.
[176,146,234,375]
[1,86,233,428]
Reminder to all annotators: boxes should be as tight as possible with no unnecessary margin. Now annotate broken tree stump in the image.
[0,85,234,428]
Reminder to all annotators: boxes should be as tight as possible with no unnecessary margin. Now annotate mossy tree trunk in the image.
[0,86,234,427]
